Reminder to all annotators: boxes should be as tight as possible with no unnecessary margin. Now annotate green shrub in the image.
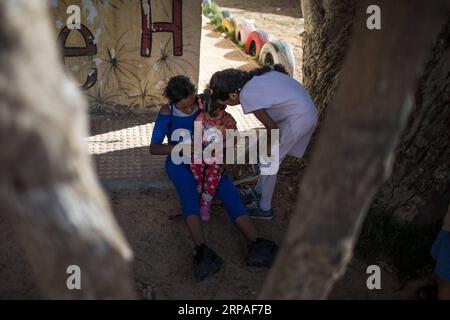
[210,14,223,30]
[226,30,237,43]
[202,1,219,18]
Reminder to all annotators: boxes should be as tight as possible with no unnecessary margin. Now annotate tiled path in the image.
[88,17,262,191]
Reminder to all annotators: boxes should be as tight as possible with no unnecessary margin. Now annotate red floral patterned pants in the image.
[190,163,221,220]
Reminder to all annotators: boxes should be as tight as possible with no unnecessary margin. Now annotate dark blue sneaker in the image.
[247,201,273,220]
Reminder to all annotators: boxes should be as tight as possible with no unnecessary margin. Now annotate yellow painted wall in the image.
[50,0,202,113]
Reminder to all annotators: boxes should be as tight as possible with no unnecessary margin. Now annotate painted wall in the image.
[50,0,202,113]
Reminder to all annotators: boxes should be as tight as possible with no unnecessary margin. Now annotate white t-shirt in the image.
[239,71,316,124]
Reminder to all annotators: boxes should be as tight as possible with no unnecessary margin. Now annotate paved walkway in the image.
[88,17,262,191]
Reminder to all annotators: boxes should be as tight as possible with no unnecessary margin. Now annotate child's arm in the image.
[149,105,175,155]
[252,109,278,157]
[252,109,278,130]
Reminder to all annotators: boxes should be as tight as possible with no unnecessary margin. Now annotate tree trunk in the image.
[302,0,450,226]
[372,19,450,225]
[260,0,449,300]
[301,0,357,118]
[0,1,135,299]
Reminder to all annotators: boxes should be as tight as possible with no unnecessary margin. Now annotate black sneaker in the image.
[247,201,273,220]
[247,238,278,267]
[193,244,224,282]
[239,187,261,204]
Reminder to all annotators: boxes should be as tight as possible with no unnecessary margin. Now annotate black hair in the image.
[197,89,226,117]
[205,100,226,118]
[163,75,196,103]
[209,64,288,101]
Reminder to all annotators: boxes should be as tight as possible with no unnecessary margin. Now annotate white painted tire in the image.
[259,40,296,76]
[235,19,256,44]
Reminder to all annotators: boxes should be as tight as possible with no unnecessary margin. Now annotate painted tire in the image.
[245,30,270,57]
[221,17,236,34]
[235,19,256,44]
[259,40,296,76]
[221,10,233,19]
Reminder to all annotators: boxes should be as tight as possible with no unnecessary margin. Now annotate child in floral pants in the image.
[191,99,237,221]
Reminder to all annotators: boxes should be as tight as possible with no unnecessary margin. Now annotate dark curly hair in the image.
[163,75,196,103]
[208,64,288,101]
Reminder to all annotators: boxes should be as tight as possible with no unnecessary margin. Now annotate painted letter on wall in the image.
[58,25,98,90]
[141,0,183,57]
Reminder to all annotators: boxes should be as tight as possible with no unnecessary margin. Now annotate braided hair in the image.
[197,89,226,118]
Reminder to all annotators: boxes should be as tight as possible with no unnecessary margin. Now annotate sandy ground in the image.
[117,156,432,300]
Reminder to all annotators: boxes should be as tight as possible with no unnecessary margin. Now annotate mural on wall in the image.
[50,0,202,114]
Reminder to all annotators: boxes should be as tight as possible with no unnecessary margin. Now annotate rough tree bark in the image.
[0,1,135,299]
[260,0,449,299]
[301,0,357,118]
[302,0,450,225]
[372,19,450,225]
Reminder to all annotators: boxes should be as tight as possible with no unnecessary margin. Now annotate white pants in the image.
[256,110,317,211]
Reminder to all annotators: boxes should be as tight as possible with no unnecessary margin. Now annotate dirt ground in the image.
[113,157,433,300]
[215,0,305,81]
[1,154,433,299]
